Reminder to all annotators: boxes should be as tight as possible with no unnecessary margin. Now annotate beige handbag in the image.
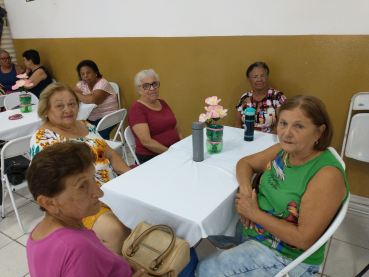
[122,222,190,277]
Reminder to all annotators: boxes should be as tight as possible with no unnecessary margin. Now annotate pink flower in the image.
[208,105,228,118]
[205,96,221,106]
[16,73,28,79]
[12,84,19,90]
[199,112,211,122]
[210,110,220,118]
[15,79,26,88]
[24,79,33,87]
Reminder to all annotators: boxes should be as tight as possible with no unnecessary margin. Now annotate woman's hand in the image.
[235,190,260,222]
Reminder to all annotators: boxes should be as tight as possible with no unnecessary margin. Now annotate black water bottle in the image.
[244,107,256,141]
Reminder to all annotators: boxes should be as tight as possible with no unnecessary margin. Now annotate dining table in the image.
[0,103,96,141]
[101,126,278,246]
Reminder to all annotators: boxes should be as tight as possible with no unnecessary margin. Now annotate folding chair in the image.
[124,126,140,165]
[4,92,39,110]
[341,92,369,163]
[1,135,33,234]
[96,109,128,164]
[0,94,6,108]
[110,82,121,109]
[274,147,349,277]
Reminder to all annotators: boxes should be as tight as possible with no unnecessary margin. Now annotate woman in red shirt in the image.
[128,69,184,164]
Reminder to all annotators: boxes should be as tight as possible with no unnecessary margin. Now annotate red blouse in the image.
[128,99,180,155]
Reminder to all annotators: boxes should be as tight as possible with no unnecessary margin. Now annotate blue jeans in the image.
[178,247,198,277]
[195,222,320,277]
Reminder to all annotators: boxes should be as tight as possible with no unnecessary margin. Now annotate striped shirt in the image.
[77,78,119,121]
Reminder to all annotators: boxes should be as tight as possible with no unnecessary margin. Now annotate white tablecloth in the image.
[101,126,278,246]
[0,103,96,141]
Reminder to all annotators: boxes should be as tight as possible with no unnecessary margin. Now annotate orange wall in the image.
[13,35,369,197]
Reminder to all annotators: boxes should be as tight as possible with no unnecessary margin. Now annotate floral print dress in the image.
[236,88,286,133]
[30,120,117,187]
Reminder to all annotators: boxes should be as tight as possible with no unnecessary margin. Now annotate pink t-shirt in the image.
[127,99,180,156]
[27,226,133,277]
[77,78,119,121]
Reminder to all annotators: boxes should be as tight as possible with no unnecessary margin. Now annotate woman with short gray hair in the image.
[128,69,184,164]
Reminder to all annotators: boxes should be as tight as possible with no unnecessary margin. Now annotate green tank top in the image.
[243,149,349,265]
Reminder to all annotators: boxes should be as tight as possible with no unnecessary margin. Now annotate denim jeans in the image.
[195,221,320,277]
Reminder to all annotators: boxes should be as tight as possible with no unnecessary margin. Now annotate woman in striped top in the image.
[74,60,119,139]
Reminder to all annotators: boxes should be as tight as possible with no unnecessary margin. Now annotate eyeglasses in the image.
[250,75,268,80]
[141,81,160,90]
[0,57,11,61]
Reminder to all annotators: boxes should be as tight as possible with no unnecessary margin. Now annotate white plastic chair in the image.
[96,109,128,164]
[109,82,121,109]
[1,135,33,234]
[124,126,140,165]
[0,94,6,108]
[341,92,369,163]
[52,79,56,83]
[4,92,39,110]
[274,147,348,277]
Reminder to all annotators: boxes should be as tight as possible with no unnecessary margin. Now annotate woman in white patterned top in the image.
[74,60,119,139]
[30,82,131,256]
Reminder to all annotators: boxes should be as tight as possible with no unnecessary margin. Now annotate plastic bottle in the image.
[244,107,256,141]
[192,122,204,162]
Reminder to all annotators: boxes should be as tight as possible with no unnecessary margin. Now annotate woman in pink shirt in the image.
[26,142,148,277]
[74,60,119,139]
[128,69,184,164]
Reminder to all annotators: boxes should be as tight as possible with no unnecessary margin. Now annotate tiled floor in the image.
[1,150,368,277]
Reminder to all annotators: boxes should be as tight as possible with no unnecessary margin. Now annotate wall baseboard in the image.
[349,194,369,215]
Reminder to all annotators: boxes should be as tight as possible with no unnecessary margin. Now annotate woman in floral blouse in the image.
[234,62,286,133]
[30,82,131,256]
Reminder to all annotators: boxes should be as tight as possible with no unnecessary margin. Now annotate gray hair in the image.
[0,49,9,56]
[134,69,159,89]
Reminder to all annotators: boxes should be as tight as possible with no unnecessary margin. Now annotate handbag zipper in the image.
[139,242,162,255]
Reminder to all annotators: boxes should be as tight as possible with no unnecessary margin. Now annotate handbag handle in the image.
[126,224,176,271]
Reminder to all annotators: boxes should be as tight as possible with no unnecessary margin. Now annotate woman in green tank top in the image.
[196,95,349,277]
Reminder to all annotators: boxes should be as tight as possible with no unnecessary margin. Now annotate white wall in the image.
[5,0,369,39]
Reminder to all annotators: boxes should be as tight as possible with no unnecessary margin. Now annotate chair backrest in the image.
[274,193,350,277]
[1,135,32,181]
[0,94,6,108]
[124,126,140,165]
[52,79,56,83]
[341,92,369,161]
[96,109,127,141]
[4,92,39,110]
[109,82,121,109]
[328,147,346,170]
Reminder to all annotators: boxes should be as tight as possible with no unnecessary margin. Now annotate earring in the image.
[96,75,97,77]
[45,115,48,117]
[315,141,318,145]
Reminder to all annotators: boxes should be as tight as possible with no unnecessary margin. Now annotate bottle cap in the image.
[245,107,256,116]
[192,122,204,130]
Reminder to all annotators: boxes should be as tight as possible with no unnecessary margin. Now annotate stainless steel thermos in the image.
[244,107,256,141]
[192,122,204,162]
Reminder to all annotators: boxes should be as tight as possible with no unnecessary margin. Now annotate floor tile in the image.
[0,241,29,277]
[0,232,12,249]
[127,155,136,166]
[323,238,369,277]
[16,234,29,247]
[23,274,30,277]
[1,191,29,216]
[0,202,44,240]
[14,186,33,200]
[332,211,369,249]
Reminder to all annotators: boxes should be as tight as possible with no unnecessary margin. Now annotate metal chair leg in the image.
[356,264,369,277]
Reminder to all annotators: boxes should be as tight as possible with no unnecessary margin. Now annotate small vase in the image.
[19,94,32,105]
[19,94,32,113]
[206,124,224,154]
[20,104,32,113]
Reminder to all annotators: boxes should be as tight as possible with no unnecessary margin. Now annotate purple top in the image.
[27,225,133,277]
